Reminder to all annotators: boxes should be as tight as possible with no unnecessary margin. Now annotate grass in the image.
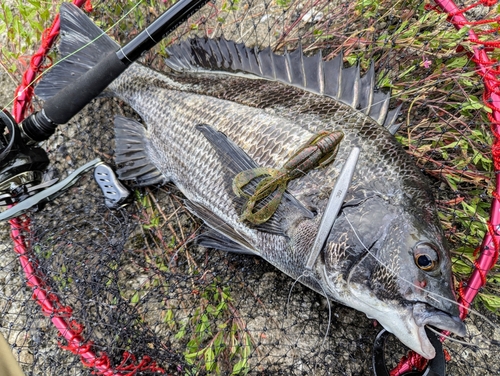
[132,186,254,374]
[257,0,499,311]
[345,0,500,311]
[172,281,253,375]
[0,0,57,81]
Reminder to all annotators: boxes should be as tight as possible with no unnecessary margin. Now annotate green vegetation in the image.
[0,0,56,77]
[345,0,500,312]
[168,280,252,375]
[134,187,253,373]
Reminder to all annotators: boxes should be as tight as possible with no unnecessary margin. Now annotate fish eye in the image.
[413,242,439,271]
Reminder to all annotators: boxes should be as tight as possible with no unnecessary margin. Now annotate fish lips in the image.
[412,302,466,359]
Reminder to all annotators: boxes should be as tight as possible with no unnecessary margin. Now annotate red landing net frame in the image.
[389,0,500,374]
[10,1,166,374]
[8,0,500,374]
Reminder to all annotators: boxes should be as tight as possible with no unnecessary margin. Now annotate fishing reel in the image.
[0,110,131,220]
[0,110,51,206]
[0,0,211,214]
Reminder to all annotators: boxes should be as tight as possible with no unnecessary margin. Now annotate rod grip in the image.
[43,51,126,125]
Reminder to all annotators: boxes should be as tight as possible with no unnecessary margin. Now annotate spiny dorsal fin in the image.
[165,37,398,132]
[358,62,375,115]
[384,104,403,135]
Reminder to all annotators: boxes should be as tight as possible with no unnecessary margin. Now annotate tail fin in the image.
[35,3,119,100]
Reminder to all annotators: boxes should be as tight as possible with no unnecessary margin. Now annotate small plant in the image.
[348,0,500,314]
[355,0,380,18]
[167,279,253,375]
[0,0,57,78]
[221,0,240,12]
[135,189,163,230]
[274,0,291,8]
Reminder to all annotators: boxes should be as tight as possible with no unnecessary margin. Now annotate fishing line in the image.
[1,0,493,359]
[154,200,320,354]
[157,176,335,360]
[0,0,145,114]
[2,0,474,126]
[343,213,499,331]
[2,0,473,141]
[285,256,333,373]
[425,325,493,350]
[159,111,492,351]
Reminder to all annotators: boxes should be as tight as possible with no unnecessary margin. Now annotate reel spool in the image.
[0,110,50,206]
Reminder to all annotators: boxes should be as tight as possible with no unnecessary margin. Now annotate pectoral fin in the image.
[196,124,313,236]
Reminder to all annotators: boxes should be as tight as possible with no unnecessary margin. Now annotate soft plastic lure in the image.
[233,130,344,224]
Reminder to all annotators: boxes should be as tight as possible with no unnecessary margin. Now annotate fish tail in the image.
[35,3,119,101]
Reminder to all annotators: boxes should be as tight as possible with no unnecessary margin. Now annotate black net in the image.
[0,0,499,375]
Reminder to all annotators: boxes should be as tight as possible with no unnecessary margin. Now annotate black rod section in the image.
[22,0,210,142]
[117,0,210,63]
[33,51,126,129]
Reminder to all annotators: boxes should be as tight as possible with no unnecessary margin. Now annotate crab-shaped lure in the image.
[233,130,344,225]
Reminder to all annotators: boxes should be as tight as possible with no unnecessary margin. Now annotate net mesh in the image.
[1,0,500,374]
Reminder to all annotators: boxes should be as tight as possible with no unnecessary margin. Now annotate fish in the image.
[35,3,466,360]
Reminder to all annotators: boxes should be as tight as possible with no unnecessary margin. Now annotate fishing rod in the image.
[0,0,210,208]
[21,0,211,142]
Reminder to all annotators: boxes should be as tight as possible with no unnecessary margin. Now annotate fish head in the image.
[320,191,465,359]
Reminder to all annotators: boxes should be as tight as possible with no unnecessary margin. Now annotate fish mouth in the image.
[412,302,466,359]
[320,267,466,359]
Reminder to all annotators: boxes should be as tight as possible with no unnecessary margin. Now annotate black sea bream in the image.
[36,3,466,359]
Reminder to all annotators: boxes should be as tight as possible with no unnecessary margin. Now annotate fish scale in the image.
[113,66,315,245]
[35,3,466,360]
[150,71,431,217]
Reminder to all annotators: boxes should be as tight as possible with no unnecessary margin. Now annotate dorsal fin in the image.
[165,37,398,131]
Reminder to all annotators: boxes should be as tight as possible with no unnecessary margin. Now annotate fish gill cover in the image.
[0,0,499,375]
